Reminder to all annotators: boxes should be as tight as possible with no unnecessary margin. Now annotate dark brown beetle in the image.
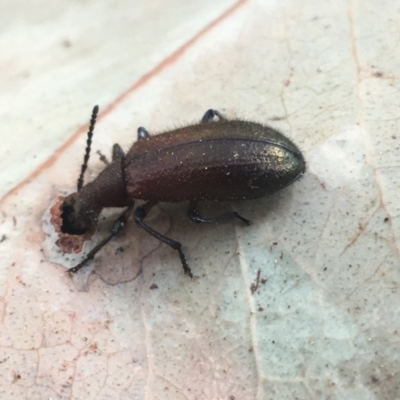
[60,107,305,277]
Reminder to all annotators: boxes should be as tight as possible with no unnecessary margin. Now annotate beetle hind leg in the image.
[201,109,226,123]
[134,202,192,278]
[188,201,251,225]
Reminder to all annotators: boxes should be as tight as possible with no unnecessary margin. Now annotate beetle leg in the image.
[96,144,125,166]
[137,127,150,140]
[201,109,226,123]
[134,202,192,278]
[188,201,251,225]
[97,150,110,165]
[112,143,125,160]
[68,202,135,274]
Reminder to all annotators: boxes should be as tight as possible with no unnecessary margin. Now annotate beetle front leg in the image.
[68,202,134,273]
[134,202,192,278]
[188,201,251,225]
[201,109,226,123]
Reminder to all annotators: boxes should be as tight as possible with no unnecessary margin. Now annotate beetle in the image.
[60,106,305,277]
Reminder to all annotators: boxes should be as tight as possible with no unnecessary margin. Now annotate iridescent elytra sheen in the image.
[125,120,304,201]
[59,108,305,277]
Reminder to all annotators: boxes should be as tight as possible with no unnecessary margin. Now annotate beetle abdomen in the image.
[125,121,305,201]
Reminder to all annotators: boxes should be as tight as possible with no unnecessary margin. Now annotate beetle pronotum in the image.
[60,107,305,277]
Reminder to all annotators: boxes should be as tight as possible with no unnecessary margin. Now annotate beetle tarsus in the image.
[179,250,193,278]
[137,127,150,140]
[68,259,89,274]
[97,150,110,165]
[188,202,251,226]
[232,212,251,226]
[201,109,225,123]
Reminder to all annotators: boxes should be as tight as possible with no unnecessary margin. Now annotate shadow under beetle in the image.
[60,106,305,277]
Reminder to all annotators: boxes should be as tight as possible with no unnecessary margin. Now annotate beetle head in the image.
[60,193,98,235]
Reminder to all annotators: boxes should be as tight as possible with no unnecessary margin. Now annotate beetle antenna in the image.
[77,105,99,191]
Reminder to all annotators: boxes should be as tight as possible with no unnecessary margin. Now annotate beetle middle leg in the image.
[134,202,192,278]
[188,201,251,225]
[68,202,134,273]
[201,109,226,123]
